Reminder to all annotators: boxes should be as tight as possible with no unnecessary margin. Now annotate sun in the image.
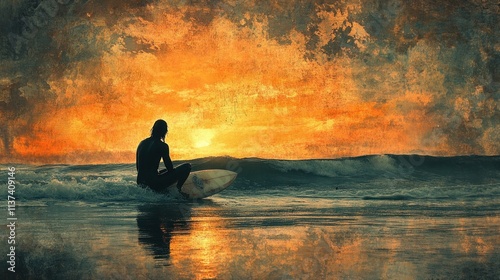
[192,129,215,148]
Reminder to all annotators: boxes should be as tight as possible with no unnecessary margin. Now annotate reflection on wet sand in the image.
[11,199,499,279]
[136,203,191,263]
[134,201,500,279]
[136,200,233,279]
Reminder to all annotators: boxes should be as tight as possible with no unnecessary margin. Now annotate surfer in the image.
[136,119,191,197]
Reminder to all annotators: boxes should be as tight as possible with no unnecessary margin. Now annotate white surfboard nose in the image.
[170,169,238,199]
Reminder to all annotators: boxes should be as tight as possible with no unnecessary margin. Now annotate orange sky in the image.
[1,0,498,163]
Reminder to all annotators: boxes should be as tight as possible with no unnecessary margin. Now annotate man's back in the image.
[136,137,167,184]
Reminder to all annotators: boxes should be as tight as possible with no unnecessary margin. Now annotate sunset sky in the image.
[1,0,498,163]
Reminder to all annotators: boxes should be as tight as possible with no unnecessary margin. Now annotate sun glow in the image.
[192,129,215,149]
[2,0,496,164]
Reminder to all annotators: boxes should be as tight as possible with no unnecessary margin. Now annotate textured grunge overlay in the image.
[1,0,499,163]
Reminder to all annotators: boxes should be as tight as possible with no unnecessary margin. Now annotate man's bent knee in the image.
[179,163,191,172]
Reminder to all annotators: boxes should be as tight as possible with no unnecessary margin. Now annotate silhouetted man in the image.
[136,119,191,197]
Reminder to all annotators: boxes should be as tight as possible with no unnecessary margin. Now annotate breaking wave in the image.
[4,155,499,203]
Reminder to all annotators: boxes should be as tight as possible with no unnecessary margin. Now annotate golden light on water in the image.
[170,216,230,279]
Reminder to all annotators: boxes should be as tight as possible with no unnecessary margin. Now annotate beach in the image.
[2,155,499,279]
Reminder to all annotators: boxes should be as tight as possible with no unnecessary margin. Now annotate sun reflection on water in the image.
[133,202,500,279]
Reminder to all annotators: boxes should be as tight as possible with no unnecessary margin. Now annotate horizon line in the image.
[1,153,499,166]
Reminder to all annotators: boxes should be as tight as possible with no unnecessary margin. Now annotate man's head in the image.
[151,119,168,140]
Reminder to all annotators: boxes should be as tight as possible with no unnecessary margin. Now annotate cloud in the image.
[0,0,498,163]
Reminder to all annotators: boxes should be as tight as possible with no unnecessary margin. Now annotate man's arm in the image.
[162,143,175,172]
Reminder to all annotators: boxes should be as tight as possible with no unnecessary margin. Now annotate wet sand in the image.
[4,196,499,280]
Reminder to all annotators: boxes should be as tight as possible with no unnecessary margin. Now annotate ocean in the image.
[2,155,499,279]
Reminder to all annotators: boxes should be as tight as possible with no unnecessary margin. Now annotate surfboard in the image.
[167,169,237,199]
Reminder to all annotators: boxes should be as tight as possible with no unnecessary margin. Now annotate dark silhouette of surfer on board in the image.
[136,119,191,197]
